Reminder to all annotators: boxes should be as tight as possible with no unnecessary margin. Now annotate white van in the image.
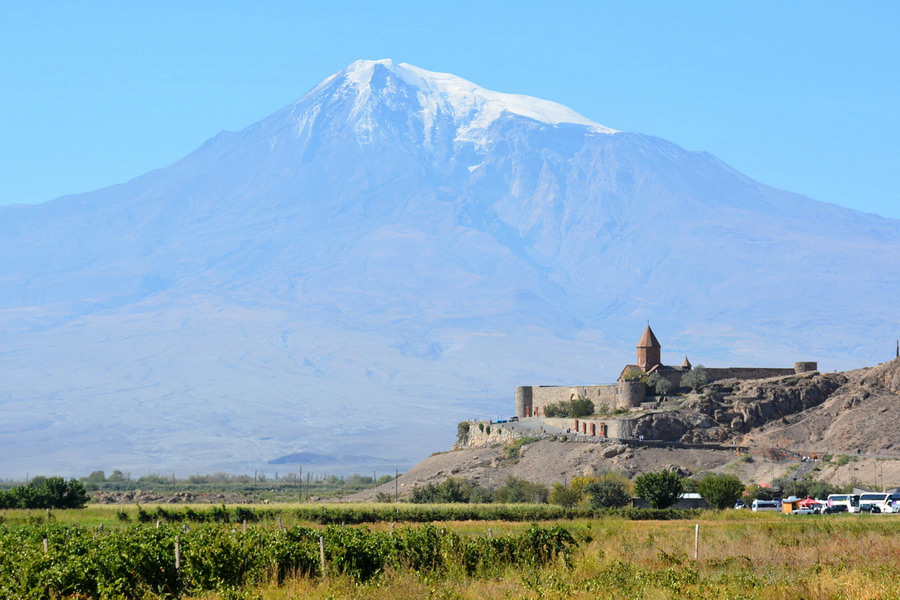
[751,499,781,512]
[826,494,860,513]
[858,493,896,513]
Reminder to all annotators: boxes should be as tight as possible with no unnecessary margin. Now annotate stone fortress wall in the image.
[516,384,619,418]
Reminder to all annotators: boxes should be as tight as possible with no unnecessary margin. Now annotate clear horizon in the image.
[2,1,898,219]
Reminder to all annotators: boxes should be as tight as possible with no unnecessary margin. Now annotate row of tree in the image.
[406,476,549,504]
[404,469,851,511]
[0,477,89,509]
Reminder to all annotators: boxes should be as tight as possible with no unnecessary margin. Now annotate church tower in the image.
[637,325,661,371]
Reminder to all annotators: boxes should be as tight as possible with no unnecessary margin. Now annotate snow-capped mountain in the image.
[0,60,897,477]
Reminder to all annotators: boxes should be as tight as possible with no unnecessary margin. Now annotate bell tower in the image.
[637,325,661,371]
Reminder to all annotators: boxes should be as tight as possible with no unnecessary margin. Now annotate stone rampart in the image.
[516,384,617,417]
[706,367,796,381]
[455,421,522,449]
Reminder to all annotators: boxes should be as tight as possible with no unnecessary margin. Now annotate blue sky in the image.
[2,1,898,218]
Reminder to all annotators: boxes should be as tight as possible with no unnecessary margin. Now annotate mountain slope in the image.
[0,60,897,477]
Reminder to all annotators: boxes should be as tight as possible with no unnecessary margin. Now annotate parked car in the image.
[509,416,519,422]
[792,507,816,515]
[822,505,848,514]
[734,500,747,509]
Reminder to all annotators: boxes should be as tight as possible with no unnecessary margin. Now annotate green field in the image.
[2,504,900,599]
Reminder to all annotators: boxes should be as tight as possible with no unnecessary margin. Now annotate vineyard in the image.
[0,520,574,599]
[3,506,900,599]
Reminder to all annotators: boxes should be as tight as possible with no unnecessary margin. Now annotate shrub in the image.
[548,483,581,508]
[544,397,594,418]
[457,421,470,444]
[493,477,549,504]
[505,437,540,460]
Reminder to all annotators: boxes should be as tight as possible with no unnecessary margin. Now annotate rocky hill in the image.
[346,359,900,500]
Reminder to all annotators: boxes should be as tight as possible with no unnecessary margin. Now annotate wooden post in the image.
[488,528,493,538]
[694,524,700,561]
[242,519,247,533]
[318,535,326,578]
[156,520,161,529]
[278,516,284,531]
[175,538,181,571]
[395,469,399,502]
[42,537,48,553]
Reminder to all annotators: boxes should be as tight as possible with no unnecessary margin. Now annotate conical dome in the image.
[636,326,661,370]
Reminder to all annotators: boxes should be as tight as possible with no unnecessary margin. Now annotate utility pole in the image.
[305,471,311,502]
[394,469,399,502]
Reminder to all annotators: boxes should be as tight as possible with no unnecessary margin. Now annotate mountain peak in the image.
[309,59,616,147]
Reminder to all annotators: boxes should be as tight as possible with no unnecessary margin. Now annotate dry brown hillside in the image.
[741,358,900,454]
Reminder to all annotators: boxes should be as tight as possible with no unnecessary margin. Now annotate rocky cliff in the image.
[647,358,900,453]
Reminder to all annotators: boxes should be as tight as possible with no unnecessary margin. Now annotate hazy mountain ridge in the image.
[0,60,897,476]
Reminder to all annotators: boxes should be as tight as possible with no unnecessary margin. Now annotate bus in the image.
[751,499,781,512]
[826,494,860,513]
[858,493,897,513]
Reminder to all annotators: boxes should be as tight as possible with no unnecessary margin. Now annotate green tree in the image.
[698,473,745,509]
[646,373,674,396]
[583,480,631,508]
[548,483,581,508]
[634,470,684,509]
[680,365,710,391]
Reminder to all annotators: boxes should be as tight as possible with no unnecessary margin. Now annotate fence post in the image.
[319,535,326,578]
[694,524,700,561]
[175,538,181,571]
[242,519,247,533]
[278,516,284,531]
[42,537,48,553]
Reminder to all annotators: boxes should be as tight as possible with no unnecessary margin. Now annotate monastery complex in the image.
[515,326,817,422]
